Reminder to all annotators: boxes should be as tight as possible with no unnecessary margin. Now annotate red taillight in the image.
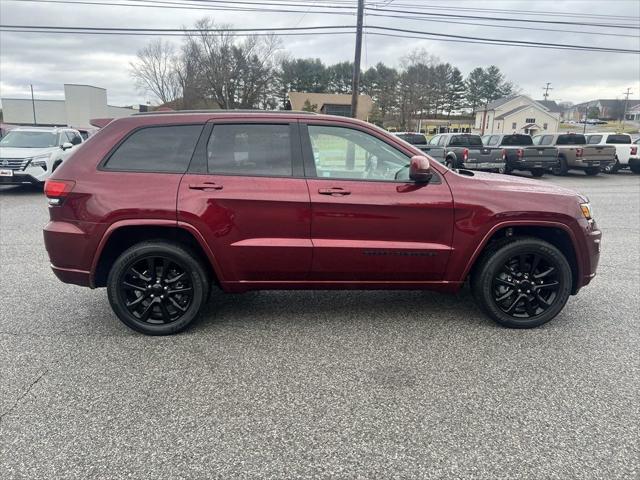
[44,179,75,205]
[463,148,469,161]
[576,148,583,158]
[631,146,638,155]
[516,148,524,159]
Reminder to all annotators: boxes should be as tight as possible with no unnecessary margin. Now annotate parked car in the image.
[0,126,84,185]
[394,132,431,153]
[482,133,558,177]
[72,126,99,141]
[532,133,615,176]
[421,133,505,172]
[43,111,601,335]
[585,132,639,174]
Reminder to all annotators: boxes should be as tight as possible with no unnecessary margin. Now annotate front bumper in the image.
[0,172,42,185]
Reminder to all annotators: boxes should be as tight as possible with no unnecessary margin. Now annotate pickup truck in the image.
[531,133,615,176]
[585,132,639,174]
[422,133,505,172]
[482,133,558,177]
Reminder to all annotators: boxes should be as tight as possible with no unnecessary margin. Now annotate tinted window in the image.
[307,125,410,181]
[586,135,602,144]
[488,135,500,146]
[207,124,292,176]
[540,135,554,146]
[105,125,203,172]
[467,136,483,147]
[397,133,427,145]
[607,134,631,144]
[557,134,586,145]
[501,134,533,146]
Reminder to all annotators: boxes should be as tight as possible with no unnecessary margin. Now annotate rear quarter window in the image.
[104,125,204,172]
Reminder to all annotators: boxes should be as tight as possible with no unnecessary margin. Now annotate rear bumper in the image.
[51,265,92,287]
[570,158,614,169]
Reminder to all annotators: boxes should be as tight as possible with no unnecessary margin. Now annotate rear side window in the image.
[207,124,292,176]
[586,135,602,144]
[557,134,586,145]
[501,134,533,146]
[105,125,203,172]
[606,134,631,144]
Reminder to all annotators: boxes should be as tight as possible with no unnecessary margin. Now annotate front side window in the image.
[307,125,410,181]
[105,125,203,172]
[207,124,292,176]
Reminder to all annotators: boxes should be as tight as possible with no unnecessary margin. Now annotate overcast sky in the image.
[1,0,639,107]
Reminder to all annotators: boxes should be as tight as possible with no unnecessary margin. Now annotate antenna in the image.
[542,82,553,101]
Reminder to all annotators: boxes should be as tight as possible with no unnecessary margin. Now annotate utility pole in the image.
[350,0,364,119]
[621,87,632,130]
[542,82,553,101]
[30,84,37,125]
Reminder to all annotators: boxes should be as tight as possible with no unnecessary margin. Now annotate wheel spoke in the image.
[123,281,146,292]
[535,291,552,308]
[168,297,187,312]
[536,280,559,289]
[505,293,526,313]
[168,287,192,295]
[139,299,155,320]
[524,297,537,317]
[495,277,516,288]
[130,267,151,283]
[126,294,147,308]
[496,289,514,302]
[534,267,555,279]
[166,272,186,284]
[159,301,172,323]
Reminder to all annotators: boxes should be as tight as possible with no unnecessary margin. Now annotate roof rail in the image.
[132,109,318,116]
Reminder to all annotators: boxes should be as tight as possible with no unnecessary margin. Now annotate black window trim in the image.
[299,122,441,185]
[187,120,304,179]
[98,123,207,174]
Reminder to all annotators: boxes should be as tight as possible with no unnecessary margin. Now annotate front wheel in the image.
[472,237,572,328]
[552,156,569,176]
[107,241,210,335]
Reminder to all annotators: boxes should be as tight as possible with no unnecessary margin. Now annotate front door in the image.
[301,123,454,282]
[178,121,312,284]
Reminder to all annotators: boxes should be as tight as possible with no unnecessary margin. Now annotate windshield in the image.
[0,131,58,148]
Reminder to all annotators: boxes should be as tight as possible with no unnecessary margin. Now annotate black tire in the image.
[445,157,456,169]
[471,237,572,328]
[631,164,640,174]
[107,241,209,335]
[584,167,600,176]
[603,157,619,174]
[552,155,569,176]
[530,168,545,178]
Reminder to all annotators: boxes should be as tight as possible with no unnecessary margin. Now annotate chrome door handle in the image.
[189,182,223,191]
[318,187,351,196]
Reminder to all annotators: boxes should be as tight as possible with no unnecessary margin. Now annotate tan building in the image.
[475,95,560,136]
[288,92,373,121]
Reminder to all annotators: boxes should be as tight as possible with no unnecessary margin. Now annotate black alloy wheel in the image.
[491,253,560,319]
[119,255,194,324]
[472,237,572,328]
[107,241,209,335]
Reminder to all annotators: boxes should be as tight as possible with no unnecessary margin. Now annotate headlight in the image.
[29,154,50,169]
[580,202,593,220]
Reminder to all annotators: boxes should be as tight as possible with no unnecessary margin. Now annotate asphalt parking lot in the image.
[1,172,639,479]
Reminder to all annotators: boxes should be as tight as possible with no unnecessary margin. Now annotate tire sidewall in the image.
[475,240,572,328]
[107,242,208,335]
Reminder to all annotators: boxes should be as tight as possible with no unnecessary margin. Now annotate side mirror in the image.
[61,142,73,150]
[409,155,433,183]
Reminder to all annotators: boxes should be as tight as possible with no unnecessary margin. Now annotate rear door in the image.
[177,120,312,283]
[301,122,454,282]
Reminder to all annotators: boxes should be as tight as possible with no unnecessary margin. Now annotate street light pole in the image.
[30,84,37,125]
[350,0,365,119]
[621,87,632,131]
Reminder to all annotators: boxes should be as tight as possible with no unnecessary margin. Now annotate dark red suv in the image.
[43,111,601,335]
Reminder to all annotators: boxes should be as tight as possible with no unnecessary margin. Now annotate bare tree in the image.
[130,39,182,104]
[185,18,282,109]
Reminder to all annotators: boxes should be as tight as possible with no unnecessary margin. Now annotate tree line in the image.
[131,18,515,129]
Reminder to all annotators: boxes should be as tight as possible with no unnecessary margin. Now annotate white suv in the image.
[0,126,84,185]
[585,132,639,174]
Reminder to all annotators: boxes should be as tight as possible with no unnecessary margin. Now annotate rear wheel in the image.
[603,157,619,174]
[445,157,456,169]
[631,164,640,174]
[552,156,569,176]
[472,237,572,328]
[584,167,600,176]
[530,168,545,178]
[107,241,209,335]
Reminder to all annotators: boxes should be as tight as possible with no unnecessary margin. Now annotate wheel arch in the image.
[463,222,582,294]
[92,221,223,288]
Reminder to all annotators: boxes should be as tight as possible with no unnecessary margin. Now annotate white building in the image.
[1,84,137,128]
[475,95,561,136]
